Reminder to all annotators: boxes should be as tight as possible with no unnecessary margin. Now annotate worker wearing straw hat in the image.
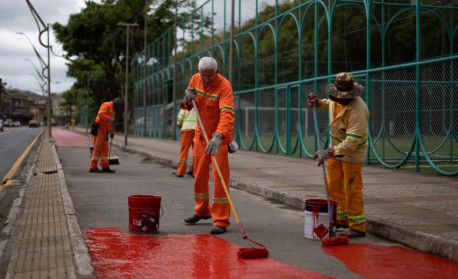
[180,56,235,235]
[308,72,369,238]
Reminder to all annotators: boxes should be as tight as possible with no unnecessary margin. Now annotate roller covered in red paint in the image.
[322,235,349,247]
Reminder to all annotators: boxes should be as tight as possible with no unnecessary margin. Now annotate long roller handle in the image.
[312,104,333,226]
[192,99,247,239]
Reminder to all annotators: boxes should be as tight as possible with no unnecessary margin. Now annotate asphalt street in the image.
[57,129,400,278]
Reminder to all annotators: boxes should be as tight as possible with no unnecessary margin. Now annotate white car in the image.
[4,119,13,127]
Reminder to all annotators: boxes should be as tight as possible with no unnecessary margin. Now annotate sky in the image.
[0,0,94,95]
[0,0,270,96]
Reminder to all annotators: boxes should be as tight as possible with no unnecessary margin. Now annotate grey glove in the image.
[183,87,198,104]
[107,117,115,123]
[312,147,334,166]
[205,133,223,155]
[228,140,239,153]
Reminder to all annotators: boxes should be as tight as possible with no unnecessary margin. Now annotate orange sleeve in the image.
[96,101,114,132]
[215,79,234,142]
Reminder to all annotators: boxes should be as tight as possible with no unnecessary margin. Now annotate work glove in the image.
[228,140,239,154]
[110,131,114,139]
[313,147,334,166]
[307,92,321,108]
[183,87,198,104]
[205,133,223,156]
[107,117,115,123]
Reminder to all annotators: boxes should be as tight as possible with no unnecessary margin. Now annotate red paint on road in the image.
[53,128,92,148]
[84,228,332,279]
[323,243,458,279]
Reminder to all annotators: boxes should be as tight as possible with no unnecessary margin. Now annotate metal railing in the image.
[133,0,457,176]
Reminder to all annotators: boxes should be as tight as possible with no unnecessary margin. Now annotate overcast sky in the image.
[0,0,269,96]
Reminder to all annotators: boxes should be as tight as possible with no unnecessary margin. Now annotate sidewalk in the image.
[3,130,93,279]
[4,126,457,278]
[107,129,458,263]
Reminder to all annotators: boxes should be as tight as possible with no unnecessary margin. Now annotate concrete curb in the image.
[52,141,95,279]
[113,141,458,262]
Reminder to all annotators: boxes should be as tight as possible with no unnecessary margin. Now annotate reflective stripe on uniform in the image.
[212,198,229,203]
[220,105,235,114]
[337,209,348,218]
[194,192,209,199]
[195,88,219,101]
[349,214,365,224]
[178,158,187,163]
[92,155,108,160]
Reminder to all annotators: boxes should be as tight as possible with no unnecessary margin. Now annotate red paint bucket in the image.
[128,195,162,234]
[304,199,337,239]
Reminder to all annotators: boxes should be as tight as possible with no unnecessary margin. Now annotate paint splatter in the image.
[323,243,458,279]
[84,228,332,279]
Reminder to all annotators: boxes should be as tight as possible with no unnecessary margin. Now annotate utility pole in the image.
[172,0,177,140]
[143,0,148,137]
[84,71,93,134]
[118,22,139,146]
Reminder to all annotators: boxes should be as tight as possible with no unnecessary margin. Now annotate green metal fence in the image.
[133,0,458,176]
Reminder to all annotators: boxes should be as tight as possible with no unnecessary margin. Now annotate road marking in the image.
[0,129,43,188]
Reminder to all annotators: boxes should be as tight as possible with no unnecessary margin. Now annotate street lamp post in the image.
[24,0,53,137]
[84,71,93,134]
[118,22,139,146]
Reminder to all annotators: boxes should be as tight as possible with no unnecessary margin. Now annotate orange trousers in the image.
[90,129,109,170]
[192,138,230,228]
[177,129,195,176]
[327,157,365,232]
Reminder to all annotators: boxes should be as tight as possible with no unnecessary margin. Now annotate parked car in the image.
[0,119,3,131]
[4,119,13,127]
[14,121,21,127]
[29,120,39,127]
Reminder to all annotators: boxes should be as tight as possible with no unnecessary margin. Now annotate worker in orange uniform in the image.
[89,98,123,173]
[176,107,197,177]
[308,72,369,238]
[181,57,235,235]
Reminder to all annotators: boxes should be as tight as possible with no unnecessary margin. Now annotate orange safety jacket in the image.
[181,73,235,144]
[95,101,115,133]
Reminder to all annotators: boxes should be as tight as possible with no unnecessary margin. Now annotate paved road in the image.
[55,128,457,278]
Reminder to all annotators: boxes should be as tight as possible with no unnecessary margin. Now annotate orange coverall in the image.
[180,73,235,228]
[89,101,115,170]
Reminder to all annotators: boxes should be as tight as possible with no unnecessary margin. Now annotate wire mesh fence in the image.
[133,0,458,176]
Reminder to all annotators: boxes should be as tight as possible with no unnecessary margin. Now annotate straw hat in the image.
[325,72,364,99]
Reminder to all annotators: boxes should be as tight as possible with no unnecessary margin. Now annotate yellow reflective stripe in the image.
[194,192,209,199]
[220,105,235,114]
[195,88,219,101]
[178,158,187,163]
[337,210,348,217]
[346,132,362,140]
[212,198,229,203]
[330,133,342,144]
[98,110,106,114]
[349,215,365,224]
[92,155,109,160]
[183,119,196,123]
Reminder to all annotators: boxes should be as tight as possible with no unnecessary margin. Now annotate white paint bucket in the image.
[304,199,337,239]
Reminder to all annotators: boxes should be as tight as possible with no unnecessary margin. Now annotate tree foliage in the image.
[53,0,196,119]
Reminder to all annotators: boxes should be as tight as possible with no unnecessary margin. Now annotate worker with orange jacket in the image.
[181,57,235,235]
[308,72,369,238]
[89,98,123,173]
